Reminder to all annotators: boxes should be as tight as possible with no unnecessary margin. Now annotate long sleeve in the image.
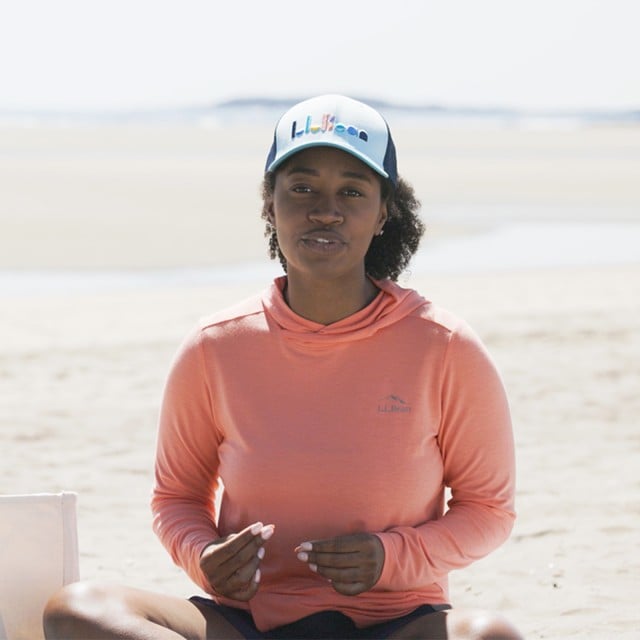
[151,329,223,594]
[375,323,516,590]
[147,281,516,629]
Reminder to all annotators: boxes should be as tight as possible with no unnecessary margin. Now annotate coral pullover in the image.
[152,277,516,631]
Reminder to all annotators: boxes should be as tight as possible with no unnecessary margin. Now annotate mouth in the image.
[300,231,346,253]
[301,230,346,243]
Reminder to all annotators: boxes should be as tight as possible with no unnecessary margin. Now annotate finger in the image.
[217,530,270,579]
[295,534,383,596]
[203,523,274,577]
[297,534,364,554]
[301,550,361,569]
[298,544,370,572]
[202,546,257,585]
[200,523,261,566]
[296,534,378,564]
[221,522,267,557]
[224,554,262,592]
[297,534,382,569]
[213,552,264,599]
[227,568,262,602]
[331,580,368,596]
[202,524,274,592]
[314,565,363,584]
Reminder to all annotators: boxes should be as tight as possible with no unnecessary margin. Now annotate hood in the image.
[262,276,428,348]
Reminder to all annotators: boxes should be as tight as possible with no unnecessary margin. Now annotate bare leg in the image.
[43,581,245,640]
[388,608,523,640]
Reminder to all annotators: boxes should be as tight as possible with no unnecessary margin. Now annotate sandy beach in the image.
[2,121,639,638]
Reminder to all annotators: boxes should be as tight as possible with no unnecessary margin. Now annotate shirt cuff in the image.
[373,531,398,590]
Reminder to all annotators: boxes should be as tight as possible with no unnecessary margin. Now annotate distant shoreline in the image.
[1,97,638,128]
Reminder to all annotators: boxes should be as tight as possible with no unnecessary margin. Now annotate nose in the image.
[308,194,344,225]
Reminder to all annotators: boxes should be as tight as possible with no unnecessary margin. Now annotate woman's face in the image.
[266,146,387,285]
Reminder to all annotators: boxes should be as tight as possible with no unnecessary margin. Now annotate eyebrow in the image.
[285,165,374,182]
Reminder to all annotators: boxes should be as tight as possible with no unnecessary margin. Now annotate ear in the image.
[266,198,276,226]
[375,201,388,235]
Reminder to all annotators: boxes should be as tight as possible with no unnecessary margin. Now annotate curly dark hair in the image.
[260,173,425,281]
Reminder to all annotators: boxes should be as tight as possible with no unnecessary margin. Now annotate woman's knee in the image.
[392,608,522,640]
[43,581,127,638]
[461,611,523,640]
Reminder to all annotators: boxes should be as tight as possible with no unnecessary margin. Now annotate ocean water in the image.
[1,222,638,297]
[413,221,640,273]
[1,101,638,130]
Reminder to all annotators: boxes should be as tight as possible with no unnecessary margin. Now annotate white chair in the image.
[0,493,79,640]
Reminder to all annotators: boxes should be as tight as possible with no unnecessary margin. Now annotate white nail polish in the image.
[254,568,261,583]
[250,522,264,535]
[257,547,265,560]
[261,525,275,540]
[299,541,312,551]
[297,551,308,562]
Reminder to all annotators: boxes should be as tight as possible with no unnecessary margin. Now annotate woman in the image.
[45,95,521,639]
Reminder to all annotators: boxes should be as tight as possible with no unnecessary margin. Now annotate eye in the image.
[291,185,313,194]
[342,188,363,197]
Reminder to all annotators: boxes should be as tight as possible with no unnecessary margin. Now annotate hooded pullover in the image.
[152,277,515,631]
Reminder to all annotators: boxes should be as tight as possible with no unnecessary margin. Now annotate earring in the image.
[377,229,385,236]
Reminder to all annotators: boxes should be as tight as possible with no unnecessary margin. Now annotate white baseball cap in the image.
[265,94,398,186]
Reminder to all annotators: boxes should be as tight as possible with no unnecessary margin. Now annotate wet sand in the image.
[2,121,639,638]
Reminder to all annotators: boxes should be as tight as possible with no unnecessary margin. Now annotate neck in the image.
[283,274,379,325]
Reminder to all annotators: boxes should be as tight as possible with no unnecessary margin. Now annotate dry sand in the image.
[2,122,639,269]
[1,122,639,638]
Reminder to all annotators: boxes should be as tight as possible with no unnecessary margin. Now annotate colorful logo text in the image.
[291,114,368,142]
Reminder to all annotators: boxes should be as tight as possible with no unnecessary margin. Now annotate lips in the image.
[300,230,346,245]
[299,230,347,255]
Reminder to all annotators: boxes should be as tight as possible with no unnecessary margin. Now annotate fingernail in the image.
[309,563,318,572]
[250,522,264,535]
[257,547,265,560]
[299,541,312,551]
[253,568,261,583]
[261,525,275,540]
[297,551,308,562]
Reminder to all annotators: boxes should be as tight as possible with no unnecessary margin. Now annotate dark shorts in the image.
[190,596,451,639]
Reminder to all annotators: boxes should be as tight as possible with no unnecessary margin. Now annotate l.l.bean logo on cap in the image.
[291,113,369,142]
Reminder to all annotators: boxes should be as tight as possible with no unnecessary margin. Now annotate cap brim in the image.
[267,138,390,180]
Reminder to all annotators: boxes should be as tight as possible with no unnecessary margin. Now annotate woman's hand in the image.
[295,532,384,596]
[200,522,274,602]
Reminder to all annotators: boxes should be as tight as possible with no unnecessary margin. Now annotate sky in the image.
[1,0,639,112]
